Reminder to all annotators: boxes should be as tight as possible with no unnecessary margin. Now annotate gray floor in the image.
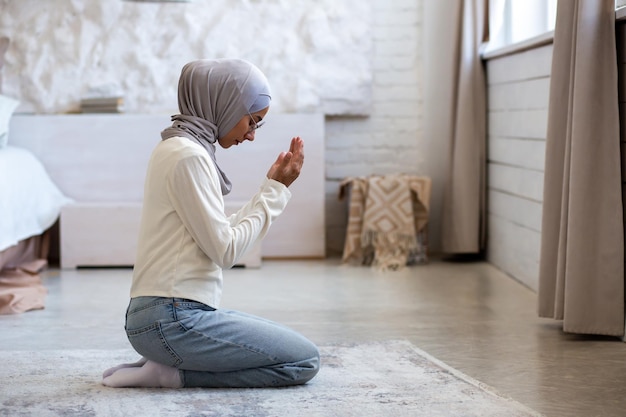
[2,258,625,417]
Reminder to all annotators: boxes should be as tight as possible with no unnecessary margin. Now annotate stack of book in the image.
[80,96,124,113]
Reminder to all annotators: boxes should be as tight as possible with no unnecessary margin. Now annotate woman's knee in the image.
[305,356,321,383]
[294,347,320,385]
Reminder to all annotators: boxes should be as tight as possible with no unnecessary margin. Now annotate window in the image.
[486,0,557,53]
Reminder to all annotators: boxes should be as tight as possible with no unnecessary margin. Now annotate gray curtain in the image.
[538,0,624,337]
[440,0,488,254]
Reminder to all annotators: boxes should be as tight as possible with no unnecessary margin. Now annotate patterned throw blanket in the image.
[339,174,431,270]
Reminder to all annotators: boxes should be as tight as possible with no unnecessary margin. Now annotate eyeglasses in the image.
[248,112,265,132]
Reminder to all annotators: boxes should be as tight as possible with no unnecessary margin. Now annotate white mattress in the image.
[0,145,72,251]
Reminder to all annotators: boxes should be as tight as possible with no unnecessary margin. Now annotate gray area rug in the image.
[0,340,542,417]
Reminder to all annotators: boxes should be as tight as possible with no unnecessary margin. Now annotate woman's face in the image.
[218,107,270,149]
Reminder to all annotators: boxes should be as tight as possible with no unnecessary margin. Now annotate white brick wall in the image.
[326,0,425,255]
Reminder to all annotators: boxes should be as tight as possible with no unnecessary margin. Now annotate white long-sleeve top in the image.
[130,136,291,308]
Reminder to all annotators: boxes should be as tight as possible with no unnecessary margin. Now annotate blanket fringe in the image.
[362,230,418,271]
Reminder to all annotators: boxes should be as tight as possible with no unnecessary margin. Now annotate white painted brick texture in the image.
[326,0,424,255]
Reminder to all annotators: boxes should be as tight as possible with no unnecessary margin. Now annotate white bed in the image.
[0,142,70,315]
[0,93,71,271]
[0,145,71,254]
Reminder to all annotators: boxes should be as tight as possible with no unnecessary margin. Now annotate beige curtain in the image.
[538,0,624,337]
[440,0,488,254]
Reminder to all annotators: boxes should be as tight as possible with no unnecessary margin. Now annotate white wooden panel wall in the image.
[485,44,553,291]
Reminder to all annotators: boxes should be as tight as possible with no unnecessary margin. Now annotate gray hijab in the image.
[161,58,272,195]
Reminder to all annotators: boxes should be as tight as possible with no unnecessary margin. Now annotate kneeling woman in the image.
[102,59,320,389]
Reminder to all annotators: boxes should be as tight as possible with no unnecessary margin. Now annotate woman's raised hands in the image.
[266,137,304,188]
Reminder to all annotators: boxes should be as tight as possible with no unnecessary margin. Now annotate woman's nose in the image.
[244,131,256,141]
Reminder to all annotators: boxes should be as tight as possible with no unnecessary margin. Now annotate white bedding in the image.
[0,145,72,251]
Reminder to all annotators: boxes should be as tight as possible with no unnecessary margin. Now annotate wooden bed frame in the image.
[9,113,325,268]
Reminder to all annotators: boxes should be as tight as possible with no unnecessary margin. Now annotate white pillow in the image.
[0,94,19,148]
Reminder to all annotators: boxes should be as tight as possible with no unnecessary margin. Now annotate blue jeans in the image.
[124,296,320,388]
